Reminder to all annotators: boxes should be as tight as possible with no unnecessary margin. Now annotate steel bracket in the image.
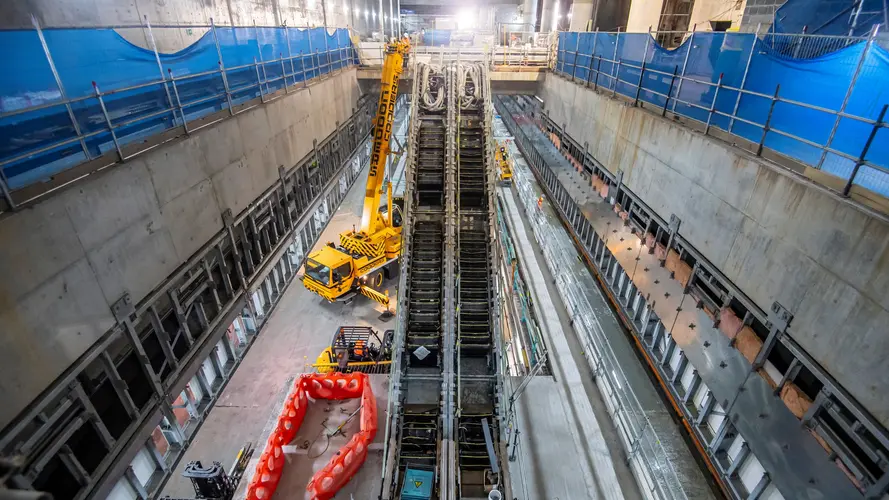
[752,301,793,370]
[111,293,135,323]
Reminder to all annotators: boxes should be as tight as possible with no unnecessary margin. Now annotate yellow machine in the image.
[302,39,410,305]
[496,141,513,184]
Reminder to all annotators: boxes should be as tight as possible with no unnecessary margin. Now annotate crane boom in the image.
[360,40,408,234]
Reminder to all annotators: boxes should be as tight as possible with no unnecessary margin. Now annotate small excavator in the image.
[315,326,394,373]
[301,38,410,306]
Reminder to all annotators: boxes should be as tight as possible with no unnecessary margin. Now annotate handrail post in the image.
[323,26,332,77]
[613,59,622,97]
[32,15,91,161]
[307,30,315,81]
[705,73,724,135]
[285,27,296,88]
[757,84,781,156]
[93,82,124,161]
[210,18,235,114]
[585,50,595,87]
[843,104,887,196]
[280,54,289,93]
[672,24,695,113]
[729,23,761,134]
[572,33,580,81]
[611,28,621,92]
[588,27,599,86]
[301,50,309,87]
[594,56,602,91]
[254,57,265,102]
[144,15,179,127]
[663,65,678,116]
[634,28,652,106]
[817,23,879,169]
[0,173,15,212]
[254,22,271,95]
[167,69,189,133]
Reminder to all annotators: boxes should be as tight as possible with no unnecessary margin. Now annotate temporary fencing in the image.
[555,29,889,197]
[244,372,378,500]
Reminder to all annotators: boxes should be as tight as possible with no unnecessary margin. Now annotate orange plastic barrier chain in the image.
[245,372,377,500]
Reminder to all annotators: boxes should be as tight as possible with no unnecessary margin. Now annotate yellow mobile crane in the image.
[302,39,409,305]
[496,141,513,184]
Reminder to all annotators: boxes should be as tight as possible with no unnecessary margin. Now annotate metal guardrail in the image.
[0,19,358,213]
[0,101,373,500]
[500,94,889,498]
[556,26,889,198]
[497,105,688,500]
[357,44,552,69]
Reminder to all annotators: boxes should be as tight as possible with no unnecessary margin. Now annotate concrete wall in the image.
[539,73,889,428]
[626,0,662,32]
[2,0,384,50]
[0,68,363,431]
[689,0,746,30]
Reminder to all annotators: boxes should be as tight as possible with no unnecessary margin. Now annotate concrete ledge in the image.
[540,73,889,428]
[0,68,364,429]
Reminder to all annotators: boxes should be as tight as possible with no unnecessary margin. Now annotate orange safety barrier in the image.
[245,372,378,500]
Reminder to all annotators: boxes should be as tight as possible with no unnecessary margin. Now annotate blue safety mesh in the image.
[556,31,889,195]
[772,0,884,36]
[0,26,355,191]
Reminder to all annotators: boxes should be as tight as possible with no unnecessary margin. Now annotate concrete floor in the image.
[499,186,642,500]
[161,156,398,498]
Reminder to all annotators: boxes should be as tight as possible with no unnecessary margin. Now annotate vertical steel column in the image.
[671,24,695,113]
[32,16,90,161]
[843,104,887,196]
[817,24,880,169]
[211,18,235,114]
[144,15,179,127]
[93,83,124,161]
[379,0,385,38]
[389,0,394,40]
[728,24,761,134]
[663,66,678,116]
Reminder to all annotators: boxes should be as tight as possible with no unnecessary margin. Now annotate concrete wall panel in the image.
[541,73,889,426]
[211,157,255,215]
[161,179,223,259]
[0,197,85,296]
[86,210,179,304]
[0,68,362,430]
[197,118,246,177]
[144,139,211,206]
[0,258,115,429]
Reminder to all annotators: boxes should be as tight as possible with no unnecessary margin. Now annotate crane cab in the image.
[303,245,356,301]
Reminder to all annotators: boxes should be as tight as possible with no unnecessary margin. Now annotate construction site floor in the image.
[161,158,398,499]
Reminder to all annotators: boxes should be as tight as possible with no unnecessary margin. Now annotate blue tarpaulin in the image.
[0,27,356,190]
[556,31,889,195]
